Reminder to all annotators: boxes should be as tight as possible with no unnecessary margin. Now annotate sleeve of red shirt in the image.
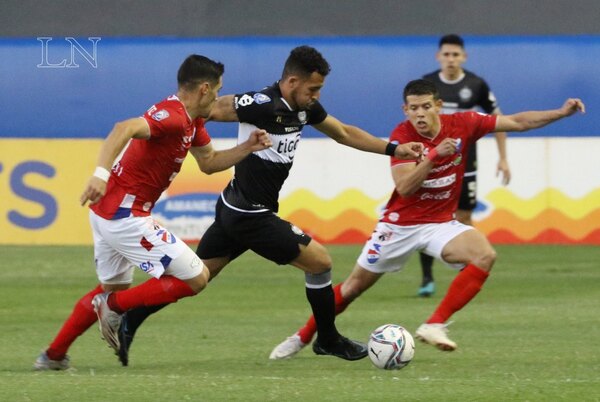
[142,104,183,139]
[192,118,211,147]
[462,111,498,141]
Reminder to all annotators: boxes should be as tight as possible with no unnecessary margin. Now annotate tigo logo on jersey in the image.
[253,93,271,104]
[367,243,381,264]
[152,110,170,121]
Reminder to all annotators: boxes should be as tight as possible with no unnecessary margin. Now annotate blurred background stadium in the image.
[2,0,599,246]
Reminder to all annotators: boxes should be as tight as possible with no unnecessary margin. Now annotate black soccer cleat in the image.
[117,313,133,367]
[312,335,368,361]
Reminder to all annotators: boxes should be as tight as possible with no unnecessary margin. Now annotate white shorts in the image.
[89,210,203,284]
[356,220,474,274]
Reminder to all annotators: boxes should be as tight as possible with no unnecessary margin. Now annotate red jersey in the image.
[381,112,497,225]
[91,95,211,220]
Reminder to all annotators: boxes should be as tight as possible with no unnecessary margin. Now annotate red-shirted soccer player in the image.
[270,79,584,358]
[34,54,271,370]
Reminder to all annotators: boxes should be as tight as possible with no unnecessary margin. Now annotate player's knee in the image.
[474,248,496,271]
[185,265,210,294]
[311,248,333,273]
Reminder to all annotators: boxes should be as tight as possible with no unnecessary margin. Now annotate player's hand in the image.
[496,158,511,185]
[394,142,423,159]
[79,176,107,206]
[423,138,458,163]
[435,137,459,157]
[246,129,272,151]
[561,98,585,116]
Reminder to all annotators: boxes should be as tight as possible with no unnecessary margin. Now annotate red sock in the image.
[108,275,196,313]
[298,283,350,344]
[427,264,489,324]
[46,284,103,360]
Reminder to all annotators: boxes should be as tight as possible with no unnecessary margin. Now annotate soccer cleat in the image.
[33,351,70,371]
[312,335,368,361]
[92,293,123,353]
[415,322,457,351]
[117,313,133,366]
[417,281,435,297]
[269,333,307,360]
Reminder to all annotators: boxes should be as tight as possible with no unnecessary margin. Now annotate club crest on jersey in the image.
[367,243,381,264]
[253,93,271,104]
[298,111,307,124]
[459,87,473,102]
[156,229,177,244]
[151,109,170,121]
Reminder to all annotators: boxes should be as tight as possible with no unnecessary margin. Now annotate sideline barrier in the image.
[1,36,597,244]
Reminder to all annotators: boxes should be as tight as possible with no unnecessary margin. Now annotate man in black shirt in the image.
[418,34,511,297]
[117,46,423,365]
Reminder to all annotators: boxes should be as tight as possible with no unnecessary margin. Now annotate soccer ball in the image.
[367,324,415,370]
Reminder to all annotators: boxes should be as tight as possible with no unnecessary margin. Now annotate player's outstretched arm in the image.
[495,98,585,133]
[190,129,272,174]
[79,118,151,206]
[313,115,422,159]
[207,95,239,122]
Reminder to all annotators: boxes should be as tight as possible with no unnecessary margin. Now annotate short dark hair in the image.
[177,54,224,91]
[439,34,465,49]
[282,45,331,79]
[403,79,440,102]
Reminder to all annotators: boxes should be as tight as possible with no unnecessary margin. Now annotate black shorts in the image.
[458,173,477,211]
[196,197,312,265]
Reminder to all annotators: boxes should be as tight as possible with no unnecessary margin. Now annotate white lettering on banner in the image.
[421,173,456,189]
[165,199,216,213]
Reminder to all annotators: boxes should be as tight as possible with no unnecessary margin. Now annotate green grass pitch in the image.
[1,245,599,401]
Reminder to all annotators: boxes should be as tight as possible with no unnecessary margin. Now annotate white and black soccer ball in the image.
[368,324,415,370]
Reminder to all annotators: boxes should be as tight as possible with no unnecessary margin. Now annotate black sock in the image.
[419,252,434,286]
[305,285,339,345]
[123,304,168,339]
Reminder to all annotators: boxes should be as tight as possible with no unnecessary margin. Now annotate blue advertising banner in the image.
[1,36,597,139]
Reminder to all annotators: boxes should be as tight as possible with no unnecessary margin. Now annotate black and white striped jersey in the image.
[221,82,328,213]
[423,69,500,173]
